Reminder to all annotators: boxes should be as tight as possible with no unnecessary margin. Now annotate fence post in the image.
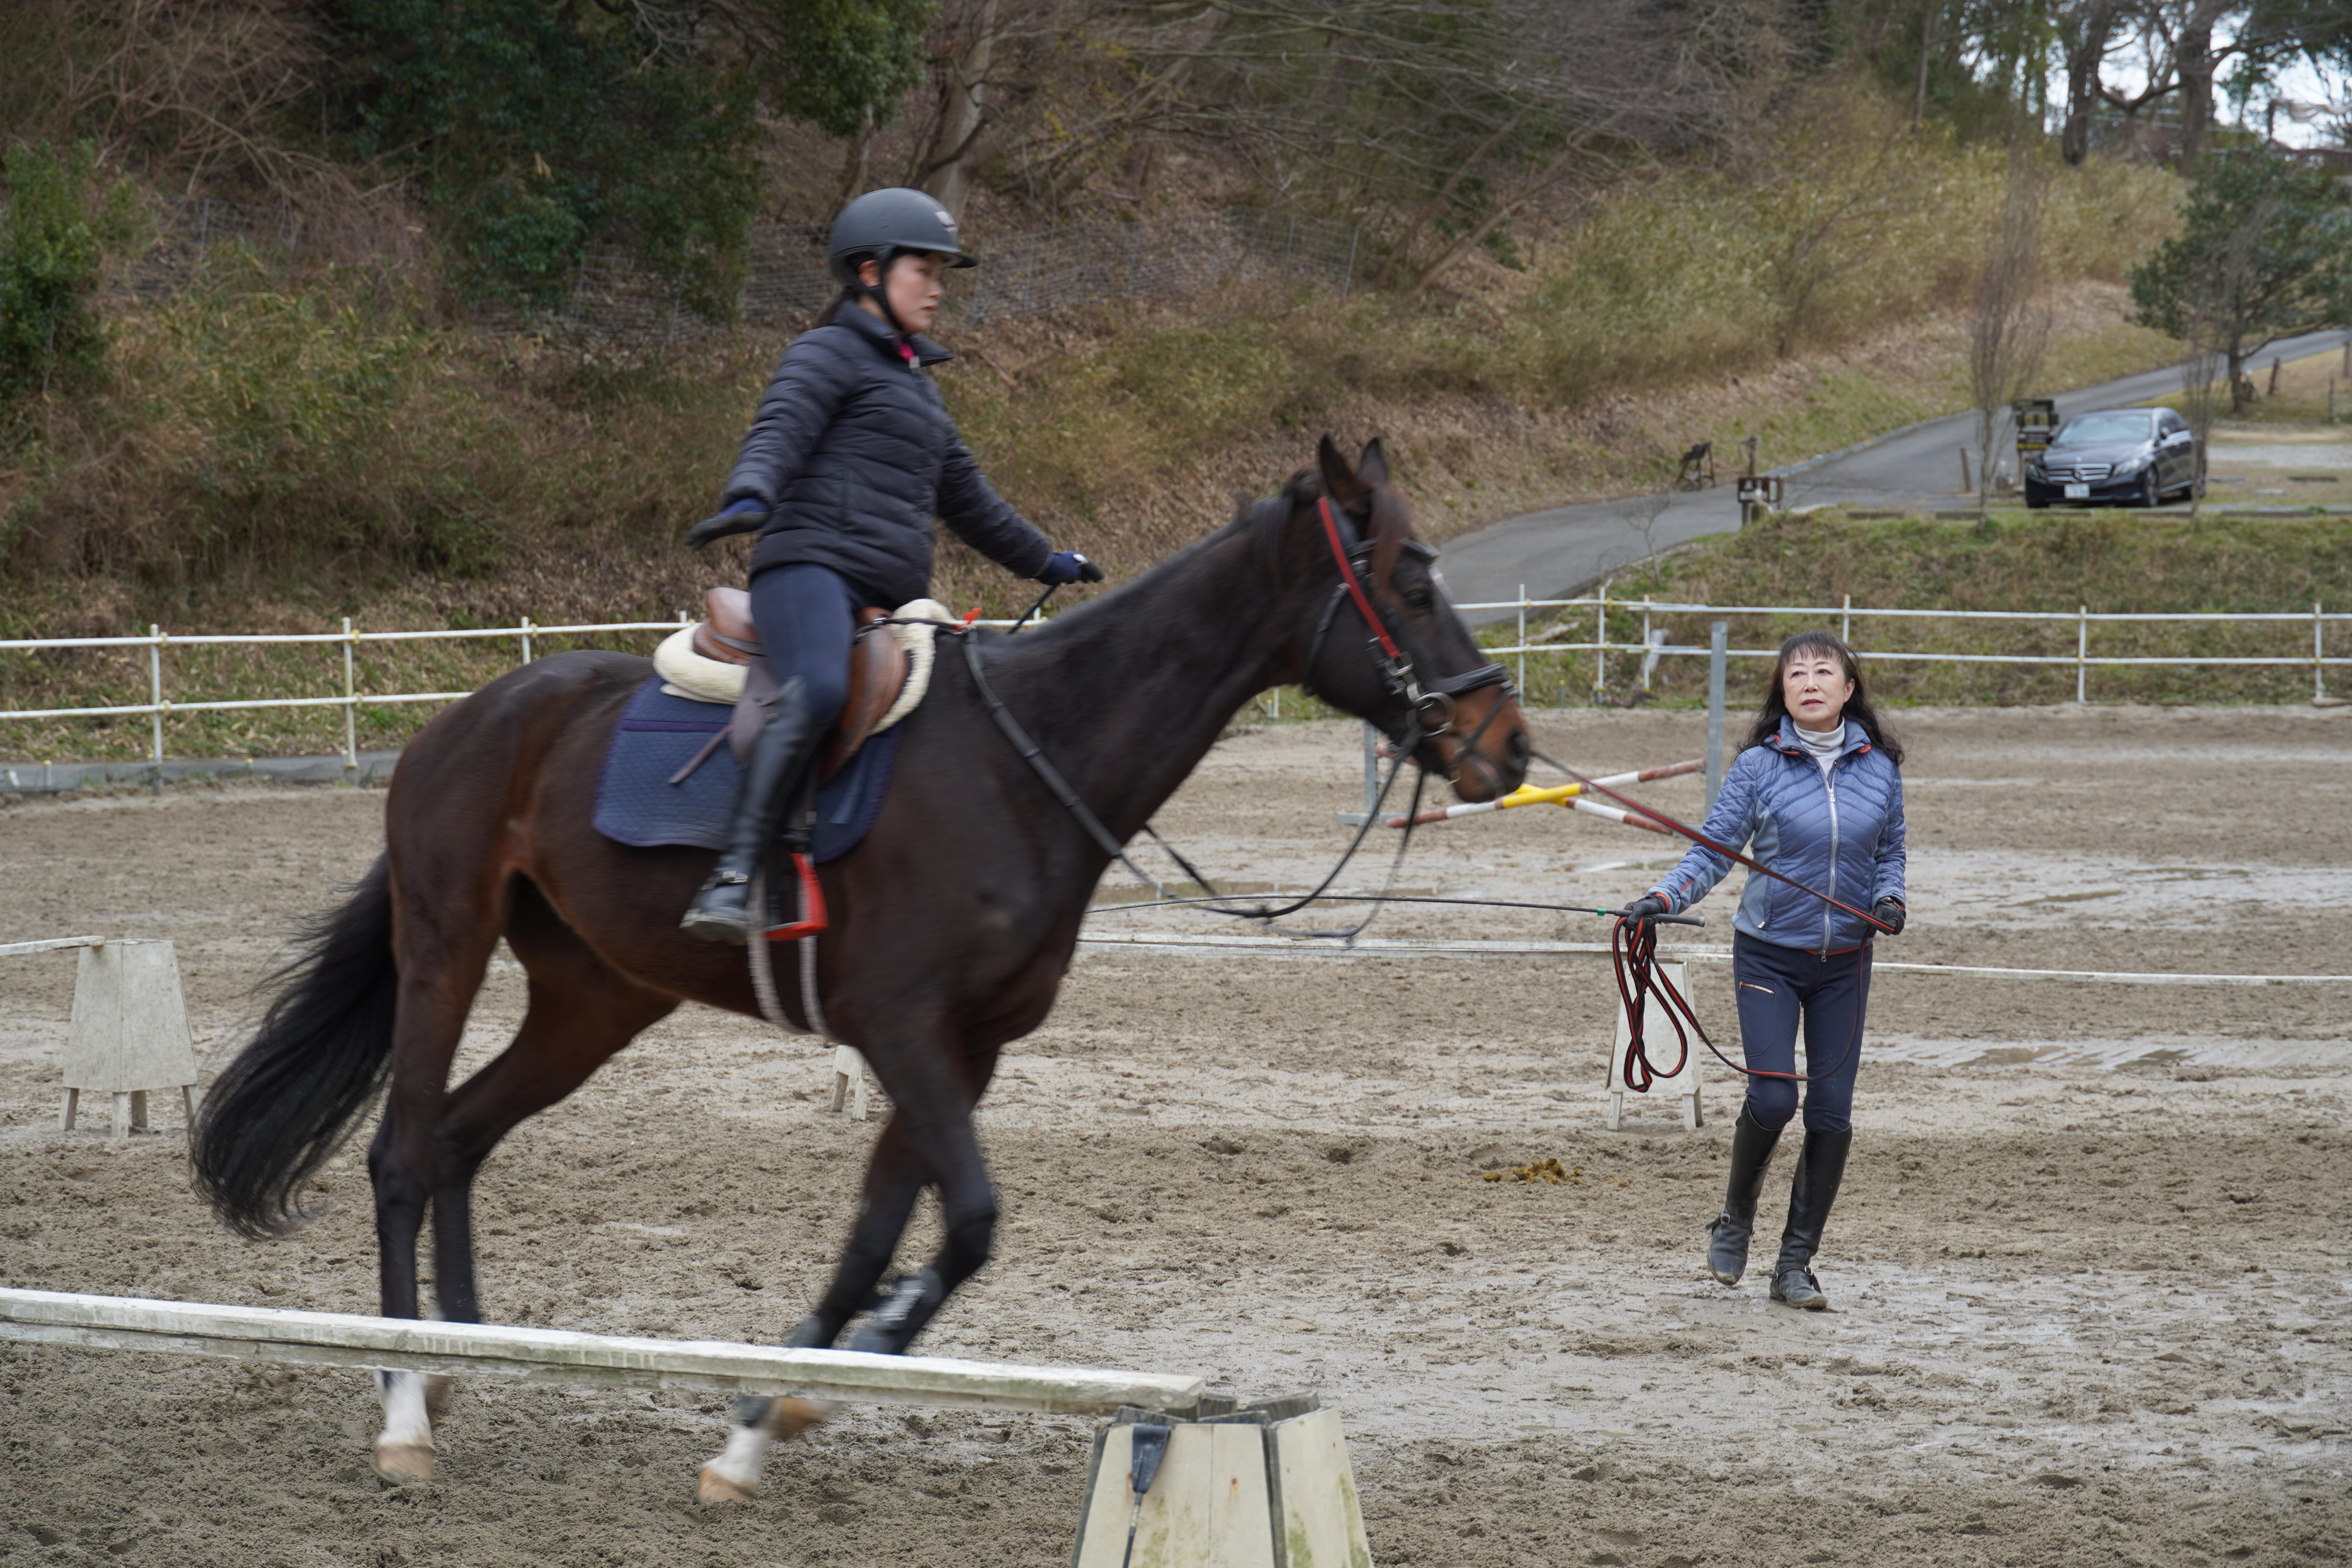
[1516,585,1527,700]
[342,617,358,772]
[1705,622,1728,815]
[148,626,165,772]
[2077,605,2088,704]
[1361,721,1378,818]
[1841,593,1851,645]
[520,617,534,667]
[1593,583,1608,703]
[2318,602,2327,703]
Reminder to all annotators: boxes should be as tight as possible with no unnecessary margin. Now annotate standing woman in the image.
[677,188,1102,942]
[1622,632,1907,1310]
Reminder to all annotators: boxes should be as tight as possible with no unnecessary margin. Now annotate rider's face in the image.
[857,252,947,334]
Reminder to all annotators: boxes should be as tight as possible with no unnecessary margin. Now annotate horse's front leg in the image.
[694,1115,927,1504]
[844,1077,995,1356]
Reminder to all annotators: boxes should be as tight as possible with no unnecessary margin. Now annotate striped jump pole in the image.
[1384,757,1701,828]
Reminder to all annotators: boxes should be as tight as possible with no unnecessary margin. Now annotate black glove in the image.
[685,499,766,550]
[1872,897,1906,936]
[1038,550,1104,586]
[1620,894,1671,925]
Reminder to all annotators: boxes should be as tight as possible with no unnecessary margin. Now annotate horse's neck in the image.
[986,533,1287,845]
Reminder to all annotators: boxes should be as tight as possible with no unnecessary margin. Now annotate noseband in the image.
[1303,496,1510,763]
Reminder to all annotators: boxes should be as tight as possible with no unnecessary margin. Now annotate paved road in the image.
[1441,327,2352,626]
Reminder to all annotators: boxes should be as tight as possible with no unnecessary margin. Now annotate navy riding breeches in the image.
[1731,931,1872,1134]
[747,562,859,730]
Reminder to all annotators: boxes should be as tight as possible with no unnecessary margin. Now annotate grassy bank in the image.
[1495,507,2352,709]
[0,117,2206,761]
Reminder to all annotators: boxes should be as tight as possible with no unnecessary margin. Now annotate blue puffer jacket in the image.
[1651,717,1906,953]
[722,301,1054,605]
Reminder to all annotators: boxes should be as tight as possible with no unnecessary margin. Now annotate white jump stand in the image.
[828,1044,871,1120]
[57,940,200,1138]
[1606,959,1703,1132]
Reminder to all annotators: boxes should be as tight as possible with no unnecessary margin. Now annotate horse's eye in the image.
[1405,588,1436,613]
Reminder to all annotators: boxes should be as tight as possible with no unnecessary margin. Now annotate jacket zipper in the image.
[1821,755,1840,953]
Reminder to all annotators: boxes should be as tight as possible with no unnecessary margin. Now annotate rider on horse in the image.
[678,187,1102,943]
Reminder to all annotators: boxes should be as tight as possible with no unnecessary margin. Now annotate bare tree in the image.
[1967,154,2053,524]
[2057,0,2124,164]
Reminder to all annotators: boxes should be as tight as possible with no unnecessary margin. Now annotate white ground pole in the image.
[0,1288,1205,1492]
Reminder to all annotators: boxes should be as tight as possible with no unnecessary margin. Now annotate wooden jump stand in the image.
[0,938,201,1138]
[1607,958,1704,1132]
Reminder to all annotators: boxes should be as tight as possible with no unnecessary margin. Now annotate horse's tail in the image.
[191,853,400,1238]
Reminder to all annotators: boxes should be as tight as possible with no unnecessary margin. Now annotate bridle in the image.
[944,487,1520,937]
[1301,495,1511,771]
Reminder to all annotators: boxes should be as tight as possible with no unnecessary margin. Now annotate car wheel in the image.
[2193,465,2207,500]
[2140,471,2160,508]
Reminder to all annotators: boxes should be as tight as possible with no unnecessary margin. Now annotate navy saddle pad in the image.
[592,678,900,862]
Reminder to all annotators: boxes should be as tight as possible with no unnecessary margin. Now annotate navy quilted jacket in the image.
[1651,716,1907,953]
[722,301,1054,605]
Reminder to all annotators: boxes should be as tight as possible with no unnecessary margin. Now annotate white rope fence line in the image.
[1073,932,2352,986]
[0,1288,1204,1415]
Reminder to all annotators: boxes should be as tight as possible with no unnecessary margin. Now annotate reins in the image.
[1526,746,1884,1089]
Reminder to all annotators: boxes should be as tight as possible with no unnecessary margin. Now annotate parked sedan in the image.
[2023,407,2205,508]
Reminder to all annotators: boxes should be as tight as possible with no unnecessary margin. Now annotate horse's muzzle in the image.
[1426,688,1529,802]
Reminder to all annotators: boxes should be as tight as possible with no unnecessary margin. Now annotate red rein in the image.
[1530,750,1887,1090]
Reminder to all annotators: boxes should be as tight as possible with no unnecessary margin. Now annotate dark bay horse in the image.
[190,437,1527,1490]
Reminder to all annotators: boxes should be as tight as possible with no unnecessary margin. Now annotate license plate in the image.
[2064,483,2090,499]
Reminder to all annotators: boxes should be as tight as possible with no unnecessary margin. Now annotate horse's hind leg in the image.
[369,861,506,1484]
[430,878,676,1328]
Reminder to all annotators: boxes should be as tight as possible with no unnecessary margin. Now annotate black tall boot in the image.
[1706,1107,1783,1286]
[679,678,824,945]
[1768,1128,1853,1311]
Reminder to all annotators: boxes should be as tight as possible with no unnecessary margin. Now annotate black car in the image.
[2023,407,2205,509]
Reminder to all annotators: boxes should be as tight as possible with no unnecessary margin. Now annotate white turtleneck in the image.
[1792,718,1848,778]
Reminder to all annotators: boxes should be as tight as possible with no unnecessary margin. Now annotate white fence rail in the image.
[0,613,1027,769]
[2,594,2343,770]
[1460,590,2346,705]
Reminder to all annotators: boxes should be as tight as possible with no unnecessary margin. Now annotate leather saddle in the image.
[694,587,908,783]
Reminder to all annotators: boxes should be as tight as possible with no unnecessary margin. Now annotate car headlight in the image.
[2025,458,2047,480]
[2111,452,2151,478]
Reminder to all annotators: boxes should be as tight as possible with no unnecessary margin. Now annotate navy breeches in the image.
[1731,931,1872,1134]
[747,562,858,730]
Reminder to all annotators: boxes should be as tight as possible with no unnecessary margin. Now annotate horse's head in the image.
[1272,436,1529,802]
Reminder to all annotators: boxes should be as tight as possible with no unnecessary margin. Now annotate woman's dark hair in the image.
[1741,630,1904,765]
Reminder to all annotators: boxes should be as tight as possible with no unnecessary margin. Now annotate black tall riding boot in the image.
[679,678,824,945]
[1768,1128,1853,1311]
[1706,1106,1783,1286]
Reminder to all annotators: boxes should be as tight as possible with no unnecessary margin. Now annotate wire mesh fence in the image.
[84,199,1364,345]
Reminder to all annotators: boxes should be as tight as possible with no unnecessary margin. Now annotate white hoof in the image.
[374,1442,436,1485]
[696,1465,757,1504]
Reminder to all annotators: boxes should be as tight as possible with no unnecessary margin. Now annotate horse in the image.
[189,436,1529,1493]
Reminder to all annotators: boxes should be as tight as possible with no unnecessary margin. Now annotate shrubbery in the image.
[0,141,137,407]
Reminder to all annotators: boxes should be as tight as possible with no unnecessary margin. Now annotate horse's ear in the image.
[1317,434,1366,510]
[1357,438,1390,488]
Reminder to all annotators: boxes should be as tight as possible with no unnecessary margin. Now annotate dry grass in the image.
[0,122,2205,760]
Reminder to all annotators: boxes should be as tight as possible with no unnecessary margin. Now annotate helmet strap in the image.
[855,248,913,341]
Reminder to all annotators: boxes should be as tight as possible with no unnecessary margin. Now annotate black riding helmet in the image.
[828,186,975,305]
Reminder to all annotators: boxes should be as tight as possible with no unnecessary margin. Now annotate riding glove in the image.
[685,498,768,550]
[1871,897,1906,936]
[1038,551,1105,586]
[1620,894,1671,925]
